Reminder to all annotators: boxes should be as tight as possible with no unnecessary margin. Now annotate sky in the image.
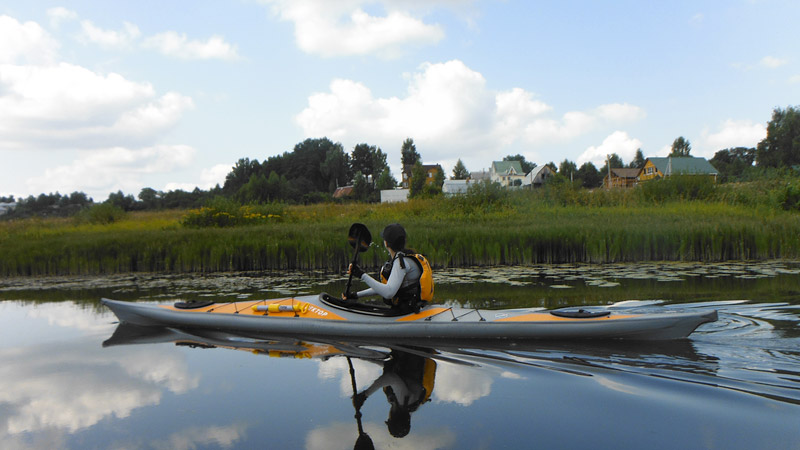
[1,0,798,201]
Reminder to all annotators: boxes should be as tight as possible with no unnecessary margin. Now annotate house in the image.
[0,202,17,216]
[332,186,354,199]
[523,165,555,188]
[469,170,489,182]
[380,189,409,203]
[639,157,719,182]
[603,168,642,188]
[490,161,525,187]
[401,164,442,188]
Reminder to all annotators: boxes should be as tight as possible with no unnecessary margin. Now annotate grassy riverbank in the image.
[2,182,799,276]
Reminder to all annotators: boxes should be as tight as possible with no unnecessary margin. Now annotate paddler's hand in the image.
[348,263,364,279]
[352,392,366,409]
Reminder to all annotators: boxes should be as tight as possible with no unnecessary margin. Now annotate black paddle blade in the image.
[354,432,374,450]
[347,223,372,253]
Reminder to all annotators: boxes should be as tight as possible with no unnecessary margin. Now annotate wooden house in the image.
[603,168,642,188]
[639,157,719,182]
[401,164,442,188]
[523,165,555,188]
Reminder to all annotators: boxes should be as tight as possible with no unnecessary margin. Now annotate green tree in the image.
[409,162,427,198]
[559,159,577,180]
[401,138,421,167]
[629,149,646,169]
[599,154,624,180]
[352,171,370,202]
[756,106,800,168]
[452,159,469,180]
[503,154,536,173]
[106,190,137,211]
[670,137,692,157]
[320,145,351,192]
[138,188,161,209]
[577,162,602,188]
[711,147,756,182]
[375,168,397,191]
[223,158,261,195]
[372,148,388,181]
[351,143,375,180]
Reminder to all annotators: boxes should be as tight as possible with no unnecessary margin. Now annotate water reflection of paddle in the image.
[347,357,374,450]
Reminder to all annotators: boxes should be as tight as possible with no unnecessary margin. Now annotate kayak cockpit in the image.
[318,293,412,317]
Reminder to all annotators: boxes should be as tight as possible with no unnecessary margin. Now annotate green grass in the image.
[2,187,799,276]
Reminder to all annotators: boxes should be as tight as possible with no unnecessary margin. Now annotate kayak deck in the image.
[101,294,718,341]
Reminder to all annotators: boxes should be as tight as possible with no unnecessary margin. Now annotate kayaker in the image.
[352,349,436,438]
[344,223,433,313]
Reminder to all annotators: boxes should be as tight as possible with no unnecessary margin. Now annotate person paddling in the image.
[344,223,433,313]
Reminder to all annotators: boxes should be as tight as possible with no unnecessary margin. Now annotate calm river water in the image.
[1,261,799,450]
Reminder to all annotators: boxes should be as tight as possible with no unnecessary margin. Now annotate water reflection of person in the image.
[353,349,436,438]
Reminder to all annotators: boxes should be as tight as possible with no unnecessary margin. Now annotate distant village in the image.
[368,156,719,203]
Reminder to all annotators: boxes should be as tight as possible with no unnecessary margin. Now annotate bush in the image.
[637,175,716,203]
[779,180,800,211]
[77,203,127,224]
[181,197,284,227]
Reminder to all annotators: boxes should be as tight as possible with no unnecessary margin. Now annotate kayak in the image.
[101,293,717,341]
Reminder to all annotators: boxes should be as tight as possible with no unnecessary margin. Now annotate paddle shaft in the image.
[344,229,362,296]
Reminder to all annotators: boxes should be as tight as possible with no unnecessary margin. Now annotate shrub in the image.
[77,203,127,224]
[181,197,284,227]
[779,180,800,211]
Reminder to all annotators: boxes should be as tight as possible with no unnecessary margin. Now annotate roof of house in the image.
[492,160,524,175]
[402,164,441,176]
[647,157,719,176]
[470,171,489,180]
[608,168,642,178]
[332,186,354,198]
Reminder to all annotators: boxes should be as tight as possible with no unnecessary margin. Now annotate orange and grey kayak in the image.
[101,293,717,341]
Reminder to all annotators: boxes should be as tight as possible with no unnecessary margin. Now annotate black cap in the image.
[381,223,406,250]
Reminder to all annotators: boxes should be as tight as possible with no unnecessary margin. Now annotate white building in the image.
[380,189,409,203]
[490,161,525,187]
[522,165,555,187]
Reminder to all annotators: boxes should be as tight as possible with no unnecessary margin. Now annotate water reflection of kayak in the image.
[101,293,717,341]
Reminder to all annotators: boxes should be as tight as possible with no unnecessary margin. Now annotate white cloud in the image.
[433,362,493,406]
[163,163,232,193]
[0,308,198,437]
[699,119,766,156]
[297,60,644,171]
[262,0,445,58]
[0,62,193,150]
[79,19,141,49]
[307,421,456,450]
[594,103,646,122]
[0,15,59,64]
[577,131,643,167]
[759,55,788,69]
[46,7,78,29]
[25,145,196,198]
[142,32,239,60]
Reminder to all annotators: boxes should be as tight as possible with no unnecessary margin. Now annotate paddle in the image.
[347,357,375,450]
[344,223,372,298]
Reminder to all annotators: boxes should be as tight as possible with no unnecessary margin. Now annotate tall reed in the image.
[2,194,799,276]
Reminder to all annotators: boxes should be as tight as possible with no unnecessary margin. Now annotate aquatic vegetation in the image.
[1,192,799,276]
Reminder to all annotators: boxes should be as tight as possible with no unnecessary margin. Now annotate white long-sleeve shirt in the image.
[356,255,421,300]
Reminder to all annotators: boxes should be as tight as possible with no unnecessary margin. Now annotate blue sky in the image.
[1,0,798,200]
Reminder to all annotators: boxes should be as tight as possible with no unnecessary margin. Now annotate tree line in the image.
[2,105,799,220]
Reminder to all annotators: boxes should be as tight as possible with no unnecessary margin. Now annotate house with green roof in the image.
[490,160,525,187]
[639,157,719,183]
